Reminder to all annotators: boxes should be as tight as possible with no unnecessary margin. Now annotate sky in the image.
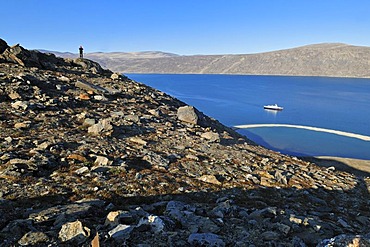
[2,0,370,55]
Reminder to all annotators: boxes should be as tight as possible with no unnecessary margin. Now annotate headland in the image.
[1,38,369,246]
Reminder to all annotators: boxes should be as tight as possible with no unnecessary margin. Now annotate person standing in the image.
[79,46,84,58]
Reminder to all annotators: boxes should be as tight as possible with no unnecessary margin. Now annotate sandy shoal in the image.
[303,156,370,177]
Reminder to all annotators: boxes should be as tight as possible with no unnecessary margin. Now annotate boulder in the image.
[177,106,198,125]
[58,220,90,244]
[75,80,109,94]
[73,58,106,74]
[18,231,49,246]
[108,224,134,241]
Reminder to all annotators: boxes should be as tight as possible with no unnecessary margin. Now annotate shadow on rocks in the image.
[2,172,368,246]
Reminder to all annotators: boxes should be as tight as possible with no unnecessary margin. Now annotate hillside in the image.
[50,43,370,78]
[1,38,370,246]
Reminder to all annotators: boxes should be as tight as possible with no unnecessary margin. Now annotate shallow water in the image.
[128,74,370,159]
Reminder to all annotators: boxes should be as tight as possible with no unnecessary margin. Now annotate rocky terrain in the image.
[51,43,370,78]
[1,38,370,246]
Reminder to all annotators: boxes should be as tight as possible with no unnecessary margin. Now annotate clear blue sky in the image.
[2,0,370,55]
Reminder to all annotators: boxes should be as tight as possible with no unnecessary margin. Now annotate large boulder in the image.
[177,105,227,133]
[72,58,106,74]
[177,106,199,125]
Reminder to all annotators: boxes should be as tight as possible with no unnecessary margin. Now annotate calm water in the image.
[128,74,370,159]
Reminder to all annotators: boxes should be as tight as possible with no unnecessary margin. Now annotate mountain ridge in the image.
[45,43,370,78]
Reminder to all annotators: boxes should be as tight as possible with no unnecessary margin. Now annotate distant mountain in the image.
[46,43,370,78]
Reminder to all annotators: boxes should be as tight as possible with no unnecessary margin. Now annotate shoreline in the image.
[303,156,370,177]
[234,124,370,176]
[234,124,370,141]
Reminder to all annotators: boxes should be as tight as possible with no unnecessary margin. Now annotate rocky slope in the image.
[1,38,370,246]
[52,43,370,78]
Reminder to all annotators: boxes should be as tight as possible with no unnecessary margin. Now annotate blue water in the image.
[128,74,370,159]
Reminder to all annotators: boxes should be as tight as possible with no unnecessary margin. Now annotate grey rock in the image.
[94,155,111,166]
[245,174,260,184]
[213,200,234,217]
[143,151,169,169]
[75,79,109,94]
[292,236,307,247]
[201,131,220,142]
[75,166,89,175]
[198,174,222,185]
[4,136,12,143]
[35,141,51,150]
[356,215,369,225]
[273,223,291,235]
[249,207,277,220]
[129,137,147,146]
[188,233,225,247]
[93,95,107,101]
[111,111,125,118]
[177,106,198,124]
[108,224,134,241]
[148,109,161,117]
[261,231,280,241]
[18,231,49,246]
[58,75,70,82]
[88,118,113,135]
[137,215,165,233]
[58,220,90,244]
[337,218,350,228]
[73,58,105,74]
[166,201,219,233]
